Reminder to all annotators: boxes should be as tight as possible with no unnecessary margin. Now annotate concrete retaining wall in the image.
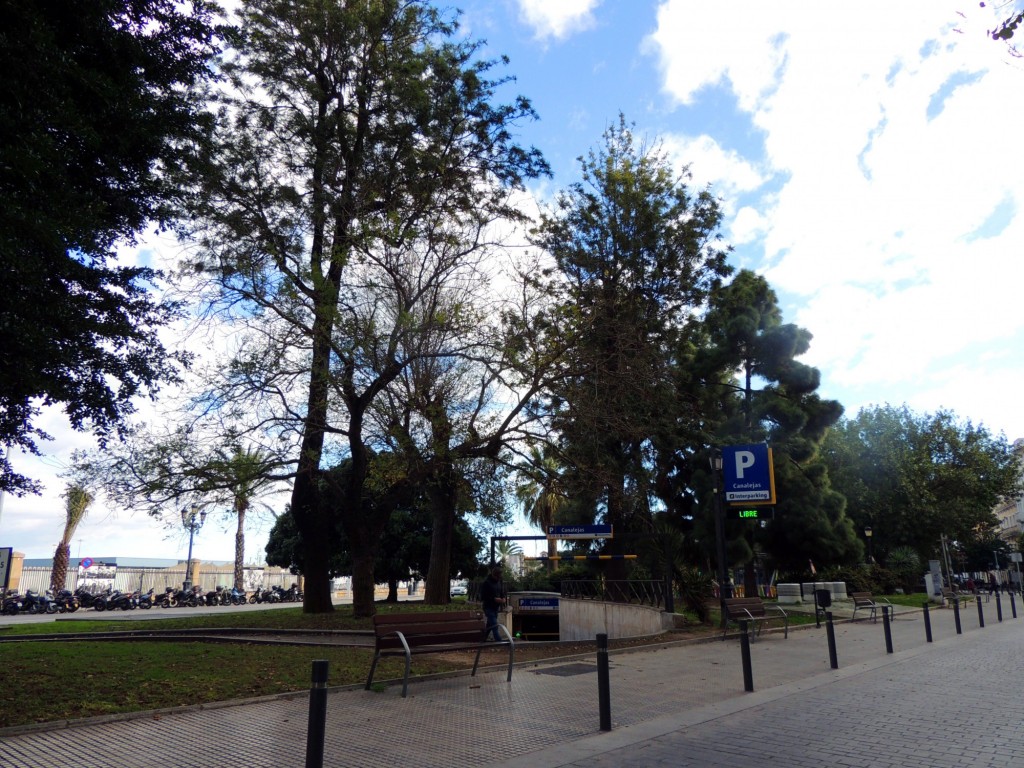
[558,598,666,641]
[777,581,848,604]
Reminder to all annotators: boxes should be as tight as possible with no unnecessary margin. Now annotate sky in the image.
[3,0,1024,566]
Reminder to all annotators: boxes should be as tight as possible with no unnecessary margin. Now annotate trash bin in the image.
[815,589,831,608]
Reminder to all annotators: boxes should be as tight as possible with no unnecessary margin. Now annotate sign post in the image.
[0,547,11,593]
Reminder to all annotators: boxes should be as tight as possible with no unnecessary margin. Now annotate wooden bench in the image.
[722,597,788,641]
[364,611,514,697]
[851,592,893,622]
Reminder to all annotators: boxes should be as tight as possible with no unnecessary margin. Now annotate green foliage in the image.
[507,563,592,594]
[821,405,1021,563]
[675,565,713,623]
[534,116,730,562]
[0,0,220,494]
[885,546,921,592]
[265,471,484,587]
[184,0,548,613]
[990,10,1024,41]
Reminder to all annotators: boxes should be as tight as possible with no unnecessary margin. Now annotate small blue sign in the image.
[722,444,776,505]
[547,524,613,540]
[519,598,559,611]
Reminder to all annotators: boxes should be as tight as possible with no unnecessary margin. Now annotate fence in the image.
[560,579,667,607]
[17,565,302,595]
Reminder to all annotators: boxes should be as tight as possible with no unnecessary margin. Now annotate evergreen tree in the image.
[533,117,730,571]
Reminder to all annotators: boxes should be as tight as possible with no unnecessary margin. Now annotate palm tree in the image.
[50,484,93,592]
[204,446,277,591]
[514,446,569,566]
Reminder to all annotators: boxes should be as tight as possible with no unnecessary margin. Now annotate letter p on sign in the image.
[734,450,756,478]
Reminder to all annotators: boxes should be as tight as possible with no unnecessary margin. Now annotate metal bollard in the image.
[597,633,612,731]
[739,620,754,691]
[977,596,985,628]
[305,659,329,768]
[953,598,962,634]
[1011,592,1018,619]
[922,602,933,643]
[882,606,893,654]
[826,611,838,669]
[996,592,1003,622]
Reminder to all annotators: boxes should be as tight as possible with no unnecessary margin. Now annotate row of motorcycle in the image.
[1,583,303,615]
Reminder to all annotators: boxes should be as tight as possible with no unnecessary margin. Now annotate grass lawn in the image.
[0,594,920,730]
[0,603,709,730]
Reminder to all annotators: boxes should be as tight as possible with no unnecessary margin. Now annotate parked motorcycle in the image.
[53,589,80,613]
[74,586,106,610]
[248,587,270,604]
[2,590,22,615]
[21,589,58,614]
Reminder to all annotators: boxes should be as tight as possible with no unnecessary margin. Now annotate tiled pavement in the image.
[1,600,1022,767]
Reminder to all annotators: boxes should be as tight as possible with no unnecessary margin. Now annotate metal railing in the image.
[560,579,666,607]
[15,566,303,595]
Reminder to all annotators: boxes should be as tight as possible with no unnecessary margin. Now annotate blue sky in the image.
[4,0,1023,562]
[461,0,1024,438]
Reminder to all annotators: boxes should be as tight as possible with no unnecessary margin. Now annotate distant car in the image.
[450,584,468,596]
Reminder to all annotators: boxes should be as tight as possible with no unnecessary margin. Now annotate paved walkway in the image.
[1,600,1022,767]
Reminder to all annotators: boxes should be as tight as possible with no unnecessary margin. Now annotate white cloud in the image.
[517,0,601,41]
[661,133,766,203]
[650,1,1024,437]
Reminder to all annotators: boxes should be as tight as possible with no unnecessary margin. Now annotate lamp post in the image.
[864,526,873,564]
[712,452,730,626]
[181,505,208,591]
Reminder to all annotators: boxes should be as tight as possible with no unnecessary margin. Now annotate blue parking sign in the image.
[722,444,776,505]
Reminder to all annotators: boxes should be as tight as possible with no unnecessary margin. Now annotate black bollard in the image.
[977,596,985,628]
[739,620,754,691]
[882,606,894,654]
[922,602,933,643]
[305,659,329,768]
[597,633,612,732]
[996,592,1003,622]
[953,598,962,634]
[1011,592,1018,619]
[826,611,838,669]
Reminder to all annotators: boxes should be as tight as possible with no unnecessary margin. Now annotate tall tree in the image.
[533,116,730,572]
[0,0,220,495]
[182,0,547,614]
[49,484,94,592]
[822,405,1022,563]
[693,271,855,580]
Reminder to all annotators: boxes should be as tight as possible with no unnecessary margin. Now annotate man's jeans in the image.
[484,607,501,640]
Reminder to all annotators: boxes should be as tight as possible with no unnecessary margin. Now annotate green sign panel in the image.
[728,507,774,521]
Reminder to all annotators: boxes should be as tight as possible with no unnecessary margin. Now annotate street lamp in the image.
[712,452,730,626]
[864,526,873,564]
[181,505,208,591]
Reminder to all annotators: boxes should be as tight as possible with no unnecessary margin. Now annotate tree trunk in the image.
[424,505,455,605]
[604,474,629,582]
[744,560,757,598]
[50,543,70,592]
[424,469,457,604]
[233,501,246,591]
[386,579,398,602]
[351,551,377,618]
